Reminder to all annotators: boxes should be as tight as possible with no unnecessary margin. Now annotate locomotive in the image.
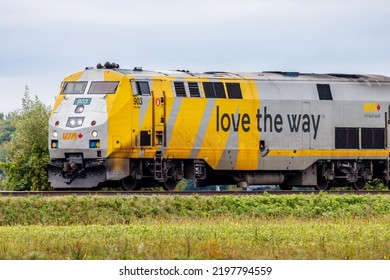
[48,62,390,190]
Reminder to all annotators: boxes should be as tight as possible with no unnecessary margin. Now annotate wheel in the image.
[315,177,330,191]
[352,180,366,191]
[120,176,141,191]
[161,180,178,191]
[383,178,390,190]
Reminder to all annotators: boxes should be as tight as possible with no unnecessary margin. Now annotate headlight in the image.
[66,117,85,128]
[75,105,84,113]
[91,130,98,138]
[52,131,58,138]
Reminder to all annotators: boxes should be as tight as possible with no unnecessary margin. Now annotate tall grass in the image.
[0,194,389,225]
[0,217,389,260]
[0,194,389,259]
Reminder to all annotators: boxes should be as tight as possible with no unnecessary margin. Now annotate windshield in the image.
[61,81,88,94]
[88,81,119,94]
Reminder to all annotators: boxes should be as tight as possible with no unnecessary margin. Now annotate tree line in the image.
[0,86,51,190]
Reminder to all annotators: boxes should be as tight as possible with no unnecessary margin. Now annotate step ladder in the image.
[154,151,163,180]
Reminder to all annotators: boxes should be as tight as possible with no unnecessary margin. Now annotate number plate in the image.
[74,98,92,105]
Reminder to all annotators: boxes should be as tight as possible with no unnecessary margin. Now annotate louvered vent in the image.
[174,82,186,97]
[188,82,200,97]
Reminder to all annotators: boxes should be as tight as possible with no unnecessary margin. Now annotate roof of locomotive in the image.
[85,63,390,83]
[114,68,390,83]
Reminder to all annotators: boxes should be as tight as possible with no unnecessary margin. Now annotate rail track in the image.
[0,190,389,197]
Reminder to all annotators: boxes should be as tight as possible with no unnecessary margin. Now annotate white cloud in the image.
[1,0,390,112]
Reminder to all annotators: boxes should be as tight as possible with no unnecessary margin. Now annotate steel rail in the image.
[0,190,389,197]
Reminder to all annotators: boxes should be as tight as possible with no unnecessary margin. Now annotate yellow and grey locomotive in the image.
[48,63,390,190]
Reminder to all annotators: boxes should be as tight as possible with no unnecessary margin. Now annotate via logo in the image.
[364,103,381,113]
[62,132,78,140]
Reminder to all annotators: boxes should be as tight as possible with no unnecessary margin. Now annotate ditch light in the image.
[89,140,100,148]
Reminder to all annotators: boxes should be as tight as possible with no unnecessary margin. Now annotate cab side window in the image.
[135,81,150,95]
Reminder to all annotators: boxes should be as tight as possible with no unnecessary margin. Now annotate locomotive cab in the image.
[48,67,119,188]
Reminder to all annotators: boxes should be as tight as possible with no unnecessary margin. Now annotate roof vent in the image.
[263,71,299,77]
[96,62,119,69]
[133,67,143,71]
[282,72,299,77]
[327,73,360,79]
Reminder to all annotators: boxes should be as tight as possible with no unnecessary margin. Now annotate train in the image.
[48,62,390,190]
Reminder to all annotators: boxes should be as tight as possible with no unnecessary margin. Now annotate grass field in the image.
[0,194,389,259]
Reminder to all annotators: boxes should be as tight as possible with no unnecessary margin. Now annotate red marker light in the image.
[91,120,96,126]
[55,121,60,126]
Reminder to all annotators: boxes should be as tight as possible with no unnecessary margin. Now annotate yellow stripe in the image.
[167,98,207,157]
[236,80,260,169]
[268,149,389,157]
[105,70,133,156]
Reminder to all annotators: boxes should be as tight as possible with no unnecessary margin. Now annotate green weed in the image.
[0,217,388,260]
[0,194,389,260]
[0,194,389,226]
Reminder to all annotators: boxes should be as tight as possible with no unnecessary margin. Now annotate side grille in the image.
[174,82,186,97]
[188,82,200,97]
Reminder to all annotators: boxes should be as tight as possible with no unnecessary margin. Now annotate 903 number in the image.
[133,97,143,106]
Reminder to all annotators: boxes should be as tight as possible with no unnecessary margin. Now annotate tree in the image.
[0,109,17,187]
[0,87,51,190]
[0,112,16,143]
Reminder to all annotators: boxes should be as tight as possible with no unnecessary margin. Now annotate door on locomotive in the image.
[385,106,390,188]
[130,79,166,149]
[387,106,390,148]
[131,80,153,149]
[152,81,165,148]
[120,80,154,190]
[123,79,167,190]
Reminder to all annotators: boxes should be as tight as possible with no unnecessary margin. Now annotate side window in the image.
[317,84,333,100]
[135,81,150,96]
[203,82,226,98]
[226,83,242,99]
[203,82,214,98]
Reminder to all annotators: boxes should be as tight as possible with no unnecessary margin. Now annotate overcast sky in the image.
[1,0,390,113]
